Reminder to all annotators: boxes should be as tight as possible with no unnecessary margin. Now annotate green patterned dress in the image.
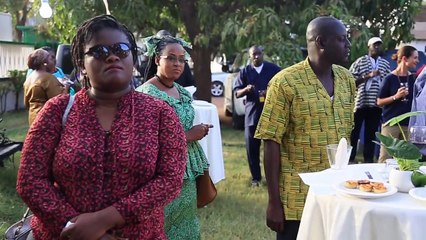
[136,83,209,240]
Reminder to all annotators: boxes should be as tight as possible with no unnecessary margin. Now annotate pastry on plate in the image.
[370,182,385,188]
[359,184,373,192]
[373,185,388,193]
[344,180,358,189]
[357,180,370,185]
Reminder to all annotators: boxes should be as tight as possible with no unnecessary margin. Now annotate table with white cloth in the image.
[191,100,225,184]
[297,164,426,240]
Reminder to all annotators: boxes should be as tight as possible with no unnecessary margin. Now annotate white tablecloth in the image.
[298,164,426,240]
[192,100,225,184]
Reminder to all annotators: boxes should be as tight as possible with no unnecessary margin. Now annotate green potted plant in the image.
[374,111,426,192]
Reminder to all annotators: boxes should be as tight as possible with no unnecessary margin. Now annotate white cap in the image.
[368,37,382,47]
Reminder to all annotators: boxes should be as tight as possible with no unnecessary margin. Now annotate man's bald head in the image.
[305,16,350,65]
[306,16,344,43]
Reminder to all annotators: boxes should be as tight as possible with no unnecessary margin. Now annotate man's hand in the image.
[245,84,255,93]
[266,201,285,233]
[368,70,380,78]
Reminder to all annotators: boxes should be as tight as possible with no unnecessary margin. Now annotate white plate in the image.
[409,187,426,201]
[192,100,212,106]
[334,181,397,199]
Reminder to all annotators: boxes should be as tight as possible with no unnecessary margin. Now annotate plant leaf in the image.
[397,159,421,171]
[374,132,422,160]
[383,111,426,126]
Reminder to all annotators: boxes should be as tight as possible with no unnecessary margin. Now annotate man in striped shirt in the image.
[349,37,391,163]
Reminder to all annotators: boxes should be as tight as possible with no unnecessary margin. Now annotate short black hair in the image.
[71,14,137,74]
[154,36,180,56]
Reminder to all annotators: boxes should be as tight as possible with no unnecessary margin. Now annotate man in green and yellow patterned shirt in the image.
[254,16,355,240]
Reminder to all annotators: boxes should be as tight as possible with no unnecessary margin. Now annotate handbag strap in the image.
[62,95,75,127]
[20,208,31,222]
[16,96,74,224]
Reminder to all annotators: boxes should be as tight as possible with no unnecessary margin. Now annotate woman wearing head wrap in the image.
[24,48,66,125]
[136,35,210,240]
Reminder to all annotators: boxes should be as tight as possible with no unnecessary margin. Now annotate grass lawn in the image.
[0,110,274,239]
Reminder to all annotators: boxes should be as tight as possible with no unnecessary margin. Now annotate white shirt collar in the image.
[253,63,264,74]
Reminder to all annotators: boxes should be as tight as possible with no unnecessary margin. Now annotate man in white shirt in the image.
[349,37,391,163]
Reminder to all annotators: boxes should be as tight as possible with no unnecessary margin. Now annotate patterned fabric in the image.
[410,67,426,127]
[164,179,200,240]
[17,90,187,240]
[349,55,391,109]
[137,83,208,240]
[255,59,355,220]
[23,72,65,125]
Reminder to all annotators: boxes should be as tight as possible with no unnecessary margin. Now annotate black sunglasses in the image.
[84,42,131,60]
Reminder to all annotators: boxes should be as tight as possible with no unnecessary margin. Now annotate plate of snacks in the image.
[334,180,397,199]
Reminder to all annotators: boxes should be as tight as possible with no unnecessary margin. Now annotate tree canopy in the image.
[222,0,423,68]
[1,0,423,100]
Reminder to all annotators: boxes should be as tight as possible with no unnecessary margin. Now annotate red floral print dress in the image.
[16,90,187,239]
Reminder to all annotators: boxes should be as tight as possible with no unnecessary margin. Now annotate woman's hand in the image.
[186,123,213,141]
[60,207,124,240]
[60,213,108,240]
[99,234,119,240]
[394,86,409,100]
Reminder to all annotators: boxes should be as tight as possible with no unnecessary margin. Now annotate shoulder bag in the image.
[196,170,217,208]
[4,208,32,240]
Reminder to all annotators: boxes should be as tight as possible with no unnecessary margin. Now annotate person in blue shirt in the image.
[234,45,281,187]
[26,46,66,80]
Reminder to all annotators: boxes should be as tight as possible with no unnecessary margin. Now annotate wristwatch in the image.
[392,96,396,101]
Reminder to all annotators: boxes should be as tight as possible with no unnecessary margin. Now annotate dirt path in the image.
[211,96,232,126]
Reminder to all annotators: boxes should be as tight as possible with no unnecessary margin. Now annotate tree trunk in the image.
[14,91,19,111]
[192,45,212,102]
[14,0,30,42]
[177,0,212,102]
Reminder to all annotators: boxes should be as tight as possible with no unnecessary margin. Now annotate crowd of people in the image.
[16,13,426,240]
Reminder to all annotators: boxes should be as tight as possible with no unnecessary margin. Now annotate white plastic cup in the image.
[326,144,353,169]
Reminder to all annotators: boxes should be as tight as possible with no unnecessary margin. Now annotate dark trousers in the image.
[350,107,382,163]
[276,220,301,240]
[245,125,261,181]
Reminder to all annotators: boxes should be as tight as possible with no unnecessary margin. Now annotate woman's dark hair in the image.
[27,49,49,70]
[143,37,180,82]
[391,45,417,64]
[71,15,137,87]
